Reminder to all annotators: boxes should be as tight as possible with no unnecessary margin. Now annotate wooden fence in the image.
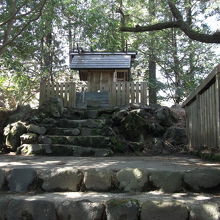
[182,64,220,150]
[110,82,148,106]
[39,82,76,108]
[39,81,148,108]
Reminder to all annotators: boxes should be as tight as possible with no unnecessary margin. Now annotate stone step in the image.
[46,135,112,148]
[55,119,107,129]
[46,127,104,136]
[1,157,220,194]
[62,108,115,120]
[0,192,219,220]
[17,144,113,157]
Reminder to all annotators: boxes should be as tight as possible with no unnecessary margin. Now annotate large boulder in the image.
[5,199,56,220]
[140,201,189,220]
[4,121,27,151]
[40,168,83,192]
[7,168,37,192]
[150,171,183,193]
[8,105,33,123]
[57,200,105,220]
[119,111,147,141]
[163,126,187,146]
[84,169,113,191]
[183,168,220,191]
[40,97,64,118]
[112,109,128,124]
[156,106,177,127]
[116,168,149,192]
[106,199,139,220]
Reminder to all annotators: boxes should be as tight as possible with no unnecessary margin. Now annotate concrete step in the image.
[17,144,113,157]
[55,119,107,129]
[1,155,220,194]
[46,127,104,136]
[46,135,112,148]
[0,192,219,220]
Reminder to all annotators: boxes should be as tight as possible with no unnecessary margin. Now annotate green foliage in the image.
[0,0,219,108]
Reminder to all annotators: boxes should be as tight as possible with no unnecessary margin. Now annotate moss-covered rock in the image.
[106,199,139,220]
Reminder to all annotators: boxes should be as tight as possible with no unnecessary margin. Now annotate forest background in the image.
[0,0,220,109]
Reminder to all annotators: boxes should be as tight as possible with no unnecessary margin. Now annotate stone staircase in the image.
[1,108,220,219]
[18,109,115,157]
[0,155,220,219]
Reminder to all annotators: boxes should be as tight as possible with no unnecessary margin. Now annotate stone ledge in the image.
[0,192,219,220]
[1,167,220,194]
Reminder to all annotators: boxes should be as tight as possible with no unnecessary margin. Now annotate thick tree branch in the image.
[120,1,220,44]
[121,21,180,32]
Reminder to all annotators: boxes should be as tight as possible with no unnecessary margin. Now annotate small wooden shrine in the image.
[70,51,137,92]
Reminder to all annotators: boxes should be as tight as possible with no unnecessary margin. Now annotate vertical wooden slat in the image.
[200,93,204,147]
[204,89,208,147]
[63,83,68,107]
[121,82,126,106]
[216,73,220,149]
[117,82,122,106]
[211,83,216,148]
[111,83,117,106]
[131,82,135,104]
[68,82,73,107]
[125,82,130,105]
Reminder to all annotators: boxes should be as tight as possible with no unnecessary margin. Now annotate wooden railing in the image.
[39,82,76,108]
[110,82,148,106]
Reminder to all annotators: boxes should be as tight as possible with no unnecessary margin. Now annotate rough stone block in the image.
[84,169,113,191]
[27,124,46,135]
[40,168,83,191]
[189,202,220,220]
[7,168,37,192]
[18,144,52,155]
[106,199,139,220]
[57,200,105,220]
[20,133,38,144]
[183,169,220,191]
[6,199,56,220]
[0,197,9,220]
[140,201,189,220]
[0,169,5,190]
[116,168,149,192]
[150,170,183,193]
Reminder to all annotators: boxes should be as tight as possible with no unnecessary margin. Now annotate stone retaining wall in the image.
[0,194,219,220]
[1,167,220,193]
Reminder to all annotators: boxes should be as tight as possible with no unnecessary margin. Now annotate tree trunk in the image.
[119,0,125,51]
[172,28,181,104]
[148,0,157,104]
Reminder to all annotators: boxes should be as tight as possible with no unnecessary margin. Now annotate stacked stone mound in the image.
[2,98,187,156]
